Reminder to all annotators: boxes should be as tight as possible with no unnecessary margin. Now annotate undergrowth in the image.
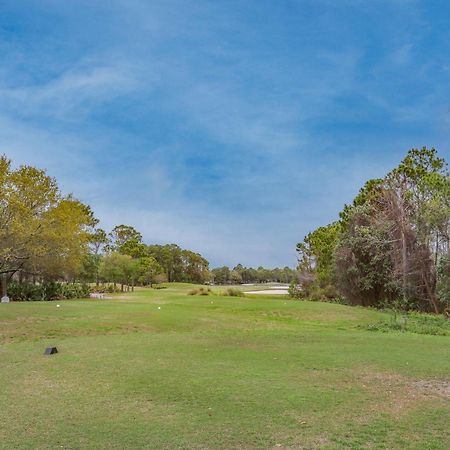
[365,310,450,336]
[221,287,245,297]
[187,287,212,296]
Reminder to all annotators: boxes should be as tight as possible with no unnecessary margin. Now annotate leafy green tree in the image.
[79,228,110,284]
[299,147,449,312]
[137,256,163,286]
[98,252,131,289]
[147,244,183,282]
[211,266,230,284]
[334,203,400,307]
[296,223,340,298]
[181,249,210,283]
[339,178,384,225]
[90,228,109,255]
[384,147,449,312]
[122,257,140,292]
[107,225,143,253]
[230,269,243,284]
[297,223,340,285]
[0,156,95,293]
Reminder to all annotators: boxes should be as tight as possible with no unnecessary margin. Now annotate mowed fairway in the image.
[1,284,449,449]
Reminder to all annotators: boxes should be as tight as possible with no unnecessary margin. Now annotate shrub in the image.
[289,280,342,303]
[7,282,90,301]
[222,287,245,297]
[102,284,121,294]
[59,283,90,299]
[7,282,42,301]
[187,287,211,296]
[288,282,303,299]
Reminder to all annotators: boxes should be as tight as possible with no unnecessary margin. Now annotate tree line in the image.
[0,155,95,297]
[86,225,210,289]
[211,264,297,285]
[0,155,210,297]
[295,148,450,313]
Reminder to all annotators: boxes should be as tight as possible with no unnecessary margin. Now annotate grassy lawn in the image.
[1,284,449,449]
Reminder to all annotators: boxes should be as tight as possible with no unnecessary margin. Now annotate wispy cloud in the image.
[0,61,143,119]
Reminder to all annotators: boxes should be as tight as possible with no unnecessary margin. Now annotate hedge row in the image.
[7,282,90,301]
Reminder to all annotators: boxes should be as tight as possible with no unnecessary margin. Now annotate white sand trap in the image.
[244,289,289,295]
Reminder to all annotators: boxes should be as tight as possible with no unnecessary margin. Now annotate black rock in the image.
[44,347,58,355]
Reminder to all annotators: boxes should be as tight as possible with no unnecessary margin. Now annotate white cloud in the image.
[0,61,144,119]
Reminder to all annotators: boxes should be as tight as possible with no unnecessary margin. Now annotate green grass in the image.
[1,283,449,449]
[365,310,450,336]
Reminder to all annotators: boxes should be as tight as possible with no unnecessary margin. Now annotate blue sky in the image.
[1,0,449,267]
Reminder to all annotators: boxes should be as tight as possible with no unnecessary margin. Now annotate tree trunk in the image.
[397,190,409,305]
[423,273,440,314]
[2,273,7,298]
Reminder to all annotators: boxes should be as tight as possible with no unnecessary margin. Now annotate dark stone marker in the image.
[44,347,58,355]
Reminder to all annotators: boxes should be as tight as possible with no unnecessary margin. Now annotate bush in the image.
[288,282,303,299]
[102,284,121,294]
[7,282,42,301]
[59,283,90,299]
[289,280,342,303]
[7,281,90,301]
[152,284,167,290]
[222,287,245,297]
[187,287,211,296]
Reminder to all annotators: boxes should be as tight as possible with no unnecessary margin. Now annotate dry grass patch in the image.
[357,370,450,417]
[187,287,212,296]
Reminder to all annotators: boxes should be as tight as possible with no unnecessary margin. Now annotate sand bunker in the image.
[244,289,289,295]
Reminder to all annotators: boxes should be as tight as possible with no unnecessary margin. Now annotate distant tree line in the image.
[211,264,297,285]
[295,148,450,313]
[84,225,210,290]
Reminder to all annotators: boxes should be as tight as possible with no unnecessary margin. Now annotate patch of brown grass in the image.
[356,370,450,418]
[187,287,212,296]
